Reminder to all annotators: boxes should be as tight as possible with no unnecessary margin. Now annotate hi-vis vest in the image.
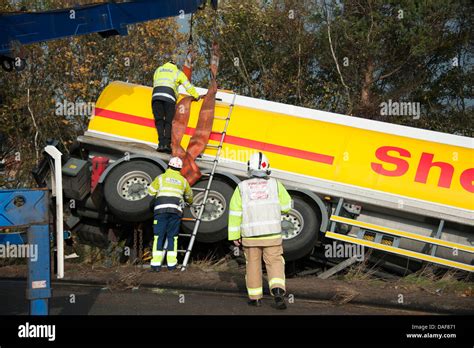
[228,178,292,239]
[152,62,199,103]
[147,169,193,215]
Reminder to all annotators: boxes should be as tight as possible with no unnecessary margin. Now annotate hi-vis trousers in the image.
[151,213,181,267]
[243,245,286,300]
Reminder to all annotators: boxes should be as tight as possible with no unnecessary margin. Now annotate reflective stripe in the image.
[167,251,177,257]
[229,227,240,232]
[148,186,157,193]
[153,220,157,225]
[247,287,263,296]
[156,77,173,83]
[152,250,163,257]
[229,210,242,216]
[160,187,184,194]
[156,192,183,198]
[154,204,182,211]
[152,92,176,102]
[269,278,285,287]
[241,220,281,228]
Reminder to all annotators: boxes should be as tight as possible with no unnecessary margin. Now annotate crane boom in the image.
[0,0,217,70]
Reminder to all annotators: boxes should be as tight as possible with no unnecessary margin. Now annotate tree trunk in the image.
[361,58,374,108]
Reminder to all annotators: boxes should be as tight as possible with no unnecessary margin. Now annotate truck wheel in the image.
[282,196,319,261]
[182,178,235,243]
[103,160,162,222]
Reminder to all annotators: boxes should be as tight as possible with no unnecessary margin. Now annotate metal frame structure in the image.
[326,198,474,272]
[0,0,212,56]
[0,189,51,315]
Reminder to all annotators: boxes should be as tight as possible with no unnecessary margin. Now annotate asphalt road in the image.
[0,279,430,315]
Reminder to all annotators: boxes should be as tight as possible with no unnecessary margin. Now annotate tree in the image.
[193,0,473,135]
[0,0,185,187]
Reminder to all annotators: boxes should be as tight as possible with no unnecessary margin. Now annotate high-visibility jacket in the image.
[228,177,292,241]
[147,168,193,215]
[152,62,199,103]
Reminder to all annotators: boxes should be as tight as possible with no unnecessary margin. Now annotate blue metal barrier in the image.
[0,189,51,315]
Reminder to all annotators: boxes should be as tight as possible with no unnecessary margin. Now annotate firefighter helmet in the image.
[247,152,271,177]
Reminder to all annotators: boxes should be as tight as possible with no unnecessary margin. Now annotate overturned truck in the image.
[37,81,474,273]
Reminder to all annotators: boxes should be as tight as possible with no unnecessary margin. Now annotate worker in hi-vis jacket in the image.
[228,152,293,309]
[151,54,200,154]
[147,157,193,271]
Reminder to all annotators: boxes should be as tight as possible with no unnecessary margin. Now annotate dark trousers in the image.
[151,99,176,147]
[153,213,181,251]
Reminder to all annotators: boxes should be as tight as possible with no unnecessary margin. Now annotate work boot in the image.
[162,145,172,154]
[167,265,177,271]
[271,288,287,310]
[248,299,262,307]
[157,144,166,153]
[151,265,161,272]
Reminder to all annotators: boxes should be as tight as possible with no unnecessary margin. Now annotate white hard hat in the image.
[168,157,183,169]
[247,152,271,177]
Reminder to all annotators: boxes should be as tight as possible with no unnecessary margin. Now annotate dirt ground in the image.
[1,260,473,314]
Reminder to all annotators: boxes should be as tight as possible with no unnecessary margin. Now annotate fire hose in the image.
[172,43,220,186]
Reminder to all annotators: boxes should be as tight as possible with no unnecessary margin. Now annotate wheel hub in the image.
[191,191,226,221]
[117,171,152,202]
[281,209,304,240]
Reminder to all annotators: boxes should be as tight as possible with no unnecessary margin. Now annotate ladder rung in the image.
[179,233,192,237]
[192,187,206,191]
[201,173,212,177]
[214,116,229,121]
[181,217,197,222]
[177,250,187,253]
[206,144,221,149]
[198,157,219,163]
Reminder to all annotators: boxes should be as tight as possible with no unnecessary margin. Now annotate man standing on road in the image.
[147,157,193,271]
[228,152,292,310]
[152,54,200,154]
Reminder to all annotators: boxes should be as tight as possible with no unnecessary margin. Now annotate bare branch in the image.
[27,88,39,162]
[324,0,352,113]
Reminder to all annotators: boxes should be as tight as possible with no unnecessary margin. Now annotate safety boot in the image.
[157,144,166,153]
[271,288,287,310]
[151,265,161,272]
[248,299,262,307]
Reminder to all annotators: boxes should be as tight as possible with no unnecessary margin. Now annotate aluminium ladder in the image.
[178,91,237,271]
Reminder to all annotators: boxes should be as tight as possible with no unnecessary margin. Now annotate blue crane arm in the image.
[0,0,214,56]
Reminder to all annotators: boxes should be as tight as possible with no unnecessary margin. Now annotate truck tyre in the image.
[103,160,162,222]
[182,178,235,243]
[282,195,320,261]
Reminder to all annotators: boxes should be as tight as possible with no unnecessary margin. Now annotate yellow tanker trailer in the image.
[64,81,472,272]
